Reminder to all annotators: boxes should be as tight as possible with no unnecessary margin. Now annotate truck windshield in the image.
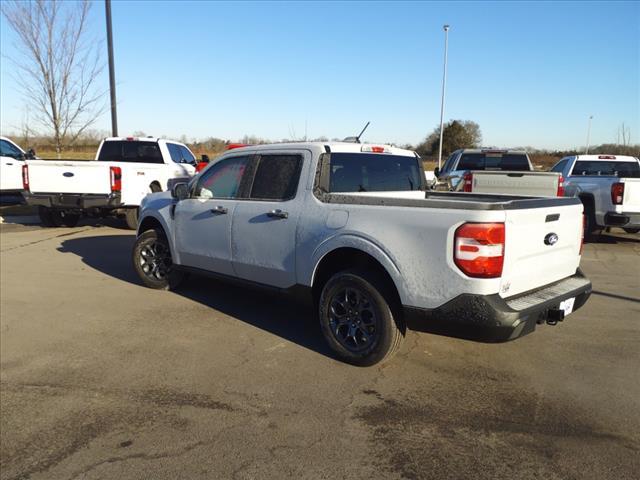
[458,153,530,171]
[329,153,423,192]
[571,161,640,177]
[98,141,163,164]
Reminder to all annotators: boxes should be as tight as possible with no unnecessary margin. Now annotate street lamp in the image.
[585,115,593,154]
[438,24,450,170]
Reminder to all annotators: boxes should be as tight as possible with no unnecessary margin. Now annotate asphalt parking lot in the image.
[1,219,639,480]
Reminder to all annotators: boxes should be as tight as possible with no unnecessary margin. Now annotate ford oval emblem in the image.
[63,172,74,177]
[544,233,559,246]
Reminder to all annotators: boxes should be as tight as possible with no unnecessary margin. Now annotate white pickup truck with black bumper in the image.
[133,142,592,365]
[551,154,640,236]
[22,137,197,228]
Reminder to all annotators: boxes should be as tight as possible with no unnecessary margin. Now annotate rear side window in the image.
[571,161,640,177]
[457,153,529,171]
[167,143,183,163]
[98,141,163,164]
[250,154,302,200]
[179,145,195,164]
[329,153,422,192]
[194,155,250,199]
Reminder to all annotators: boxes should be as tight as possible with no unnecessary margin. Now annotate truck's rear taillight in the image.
[557,175,565,196]
[611,182,624,205]
[454,222,505,278]
[462,172,473,192]
[580,215,585,255]
[110,166,122,192]
[22,164,29,191]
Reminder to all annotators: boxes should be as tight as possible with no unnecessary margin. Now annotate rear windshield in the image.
[98,141,163,164]
[571,161,640,177]
[457,153,530,171]
[329,153,423,192]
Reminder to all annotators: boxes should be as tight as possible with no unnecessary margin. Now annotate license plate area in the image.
[559,297,575,317]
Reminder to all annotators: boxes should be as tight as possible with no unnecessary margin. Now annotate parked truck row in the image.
[3,135,638,364]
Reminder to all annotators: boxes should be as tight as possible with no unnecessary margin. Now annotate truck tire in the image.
[38,207,55,227]
[582,201,601,241]
[318,268,404,366]
[50,210,80,227]
[125,208,139,230]
[623,227,640,234]
[132,229,184,290]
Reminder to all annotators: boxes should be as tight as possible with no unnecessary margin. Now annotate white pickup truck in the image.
[23,137,197,228]
[551,154,640,236]
[132,142,592,366]
[434,149,563,197]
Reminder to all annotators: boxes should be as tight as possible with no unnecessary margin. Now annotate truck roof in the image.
[573,154,639,162]
[227,142,417,157]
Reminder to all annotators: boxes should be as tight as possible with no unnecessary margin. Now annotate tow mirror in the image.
[433,166,440,177]
[201,154,210,163]
[172,182,189,201]
[26,148,36,159]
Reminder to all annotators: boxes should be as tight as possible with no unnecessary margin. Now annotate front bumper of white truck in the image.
[404,270,592,342]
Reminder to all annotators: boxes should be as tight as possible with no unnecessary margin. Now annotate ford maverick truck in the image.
[133,142,592,365]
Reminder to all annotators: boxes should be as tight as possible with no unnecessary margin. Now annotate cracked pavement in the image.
[1,221,639,479]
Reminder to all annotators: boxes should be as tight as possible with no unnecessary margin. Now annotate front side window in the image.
[329,153,423,192]
[193,155,250,199]
[250,154,302,201]
[0,140,23,158]
[179,145,196,164]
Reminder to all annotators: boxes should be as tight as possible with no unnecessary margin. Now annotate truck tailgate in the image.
[622,178,640,212]
[500,202,583,298]
[470,171,560,197]
[26,160,111,195]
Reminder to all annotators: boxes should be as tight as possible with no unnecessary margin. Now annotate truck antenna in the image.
[355,121,370,143]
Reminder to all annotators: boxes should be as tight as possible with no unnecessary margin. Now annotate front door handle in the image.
[211,206,228,214]
[267,209,288,219]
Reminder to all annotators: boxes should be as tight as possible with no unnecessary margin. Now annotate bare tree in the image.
[1,0,105,157]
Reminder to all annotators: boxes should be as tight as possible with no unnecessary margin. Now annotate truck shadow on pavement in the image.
[58,234,333,359]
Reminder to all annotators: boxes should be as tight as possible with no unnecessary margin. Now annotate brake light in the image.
[463,172,473,192]
[557,175,565,196]
[126,136,135,141]
[22,164,29,190]
[110,166,122,192]
[580,215,585,255]
[611,182,624,205]
[598,155,616,159]
[226,143,248,150]
[454,222,505,278]
[361,145,390,153]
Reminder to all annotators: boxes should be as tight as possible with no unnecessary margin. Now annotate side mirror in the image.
[171,182,189,201]
[26,148,36,159]
[433,166,440,177]
[201,154,210,163]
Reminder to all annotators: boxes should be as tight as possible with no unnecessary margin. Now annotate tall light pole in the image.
[105,0,118,136]
[585,115,593,154]
[437,24,450,170]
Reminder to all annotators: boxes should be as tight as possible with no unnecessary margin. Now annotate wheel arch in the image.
[310,246,405,310]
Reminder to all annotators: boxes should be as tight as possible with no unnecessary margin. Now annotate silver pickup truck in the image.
[551,154,640,236]
[434,148,562,197]
[133,142,591,366]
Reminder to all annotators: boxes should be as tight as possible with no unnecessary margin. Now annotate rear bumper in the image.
[23,192,122,209]
[604,212,640,228]
[404,270,592,342]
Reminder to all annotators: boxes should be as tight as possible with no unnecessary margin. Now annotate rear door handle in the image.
[267,209,288,219]
[210,206,228,214]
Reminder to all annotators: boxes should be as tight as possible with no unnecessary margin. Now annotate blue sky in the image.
[1,0,638,149]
